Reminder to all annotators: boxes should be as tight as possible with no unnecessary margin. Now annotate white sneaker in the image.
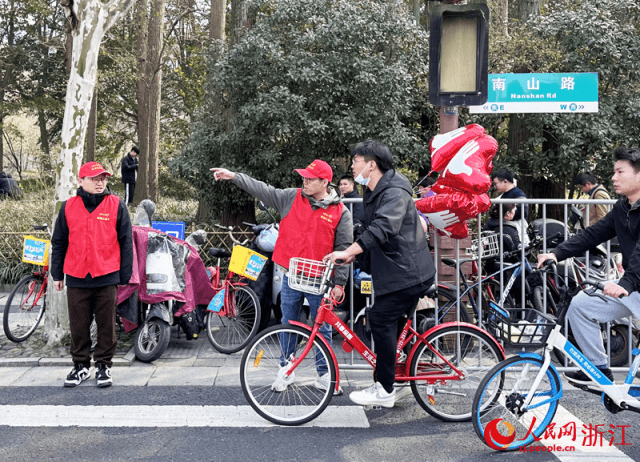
[393,384,413,402]
[349,382,396,408]
[271,361,295,392]
[314,373,343,396]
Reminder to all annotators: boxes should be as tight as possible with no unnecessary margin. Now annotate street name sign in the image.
[468,72,598,114]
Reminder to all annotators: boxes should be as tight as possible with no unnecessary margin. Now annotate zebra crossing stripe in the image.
[0,405,369,428]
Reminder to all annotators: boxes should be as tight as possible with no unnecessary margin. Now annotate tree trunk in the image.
[146,0,165,203]
[510,0,542,24]
[196,0,228,224]
[210,0,226,40]
[135,0,150,204]
[86,85,98,162]
[231,0,251,45]
[49,0,137,346]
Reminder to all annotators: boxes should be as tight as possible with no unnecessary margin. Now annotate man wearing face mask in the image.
[325,140,435,407]
[211,161,352,395]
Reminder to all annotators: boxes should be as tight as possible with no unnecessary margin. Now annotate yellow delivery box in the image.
[22,235,50,266]
[229,245,268,281]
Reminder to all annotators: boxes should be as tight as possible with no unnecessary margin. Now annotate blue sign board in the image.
[469,73,598,114]
[152,221,186,240]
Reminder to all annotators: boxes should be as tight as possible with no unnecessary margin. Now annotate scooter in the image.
[118,201,215,363]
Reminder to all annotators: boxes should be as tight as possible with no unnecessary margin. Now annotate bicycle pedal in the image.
[363,405,383,411]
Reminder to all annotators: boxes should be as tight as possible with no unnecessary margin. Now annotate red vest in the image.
[63,195,121,278]
[272,190,343,270]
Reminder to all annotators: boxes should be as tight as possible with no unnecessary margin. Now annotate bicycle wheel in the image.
[3,275,47,342]
[409,325,504,422]
[207,285,261,354]
[531,285,558,316]
[240,324,336,426]
[472,355,561,451]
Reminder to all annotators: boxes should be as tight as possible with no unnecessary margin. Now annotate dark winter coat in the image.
[121,154,139,184]
[51,188,133,288]
[343,189,364,225]
[355,169,435,296]
[0,172,22,198]
[482,217,521,251]
[552,197,640,294]
[500,186,528,222]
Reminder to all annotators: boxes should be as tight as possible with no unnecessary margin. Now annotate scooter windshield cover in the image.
[146,232,188,294]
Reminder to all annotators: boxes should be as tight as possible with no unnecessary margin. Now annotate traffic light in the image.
[429,4,489,107]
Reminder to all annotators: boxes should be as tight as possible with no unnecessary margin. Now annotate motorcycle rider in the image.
[538,147,640,384]
[325,140,435,407]
[211,160,352,395]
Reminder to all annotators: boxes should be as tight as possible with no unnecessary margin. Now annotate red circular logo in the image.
[485,418,516,450]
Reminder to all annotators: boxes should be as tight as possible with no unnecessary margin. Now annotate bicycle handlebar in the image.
[214,223,250,246]
[32,224,52,237]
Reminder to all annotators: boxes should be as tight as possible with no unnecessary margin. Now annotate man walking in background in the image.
[121,146,139,205]
[574,172,612,226]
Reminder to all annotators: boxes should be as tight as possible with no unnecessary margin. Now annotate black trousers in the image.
[67,286,118,368]
[369,279,434,392]
[124,182,135,205]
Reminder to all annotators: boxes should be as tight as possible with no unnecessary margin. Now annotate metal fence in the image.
[2,197,632,371]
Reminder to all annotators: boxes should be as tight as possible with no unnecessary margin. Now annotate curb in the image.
[0,347,137,367]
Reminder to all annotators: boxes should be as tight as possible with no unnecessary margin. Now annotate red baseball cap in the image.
[295,159,333,182]
[78,161,112,179]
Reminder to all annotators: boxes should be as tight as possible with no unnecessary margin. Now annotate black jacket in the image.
[501,186,528,222]
[121,154,138,184]
[552,197,640,294]
[0,172,22,198]
[51,188,133,288]
[483,218,521,251]
[355,169,435,296]
[343,189,364,225]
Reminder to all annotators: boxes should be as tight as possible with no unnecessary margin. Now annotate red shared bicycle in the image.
[240,258,505,426]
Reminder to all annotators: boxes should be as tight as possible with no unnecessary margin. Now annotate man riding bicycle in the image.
[211,160,352,394]
[538,146,640,384]
[325,140,435,407]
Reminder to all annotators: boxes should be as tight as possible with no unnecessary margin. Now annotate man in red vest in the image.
[212,160,352,395]
[51,161,133,388]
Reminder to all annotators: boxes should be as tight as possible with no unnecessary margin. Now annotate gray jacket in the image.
[232,173,353,285]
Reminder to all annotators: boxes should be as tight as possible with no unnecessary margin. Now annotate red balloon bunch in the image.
[416,124,497,239]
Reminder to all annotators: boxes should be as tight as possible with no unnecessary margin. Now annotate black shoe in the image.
[64,363,90,387]
[564,367,614,385]
[95,363,113,388]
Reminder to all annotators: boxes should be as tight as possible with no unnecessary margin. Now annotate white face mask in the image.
[355,172,370,186]
[355,162,372,186]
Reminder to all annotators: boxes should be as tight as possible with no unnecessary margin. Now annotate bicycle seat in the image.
[423,283,437,298]
[209,247,231,258]
[442,257,476,267]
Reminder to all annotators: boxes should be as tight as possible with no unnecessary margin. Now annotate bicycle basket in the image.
[466,232,500,259]
[486,303,556,348]
[287,258,332,295]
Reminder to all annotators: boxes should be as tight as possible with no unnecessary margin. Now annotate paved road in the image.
[1,318,640,461]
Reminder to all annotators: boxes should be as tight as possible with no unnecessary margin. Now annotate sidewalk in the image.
[0,287,375,387]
